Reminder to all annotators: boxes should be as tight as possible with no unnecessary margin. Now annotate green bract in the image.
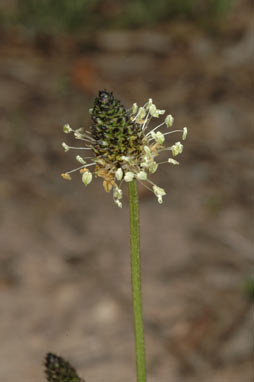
[91,91,143,163]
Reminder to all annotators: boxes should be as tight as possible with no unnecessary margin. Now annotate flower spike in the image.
[45,353,84,382]
[61,90,188,207]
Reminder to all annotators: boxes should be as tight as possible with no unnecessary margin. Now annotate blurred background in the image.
[0,0,253,381]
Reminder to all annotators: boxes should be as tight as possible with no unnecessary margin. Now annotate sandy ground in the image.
[0,3,253,381]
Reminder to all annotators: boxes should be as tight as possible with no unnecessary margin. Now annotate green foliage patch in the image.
[1,0,236,34]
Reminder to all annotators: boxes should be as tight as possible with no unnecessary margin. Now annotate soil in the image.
[0,2,253,382]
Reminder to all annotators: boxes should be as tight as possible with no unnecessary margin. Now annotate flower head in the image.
[45,353,84,382]
[61,90,187,207]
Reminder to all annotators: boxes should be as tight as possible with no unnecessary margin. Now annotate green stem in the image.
[128,180,146,382]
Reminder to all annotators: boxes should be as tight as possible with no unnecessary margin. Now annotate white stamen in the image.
[146,121,165,135]
[149,161,158,174]
[171,142,183,156]
[151,131,165,144]
[141,110,151,130]
[133,107,146,121]
[124,172,135,182]
[132,103,138,114]
[66,162,95,174]
[113,187,123,200]
[137,171,147,180]
[168,158,180,165]
[76,155,86,165]
[62,142,70,152]
[82,171,93,186]
[115,168,123,181]
[153,185,166,204]
[67,146,92,150]
[182,127,188,140]
[163,129,185,137]
[149,104,157,116]
[165,114,174,127]
[115,199,122,208]
[63,124,72,134]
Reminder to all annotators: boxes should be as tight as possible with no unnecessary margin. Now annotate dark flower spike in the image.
[61,90,187,207]
[45,353,85,382]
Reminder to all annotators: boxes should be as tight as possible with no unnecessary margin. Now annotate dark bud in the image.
[98,90,113,105]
